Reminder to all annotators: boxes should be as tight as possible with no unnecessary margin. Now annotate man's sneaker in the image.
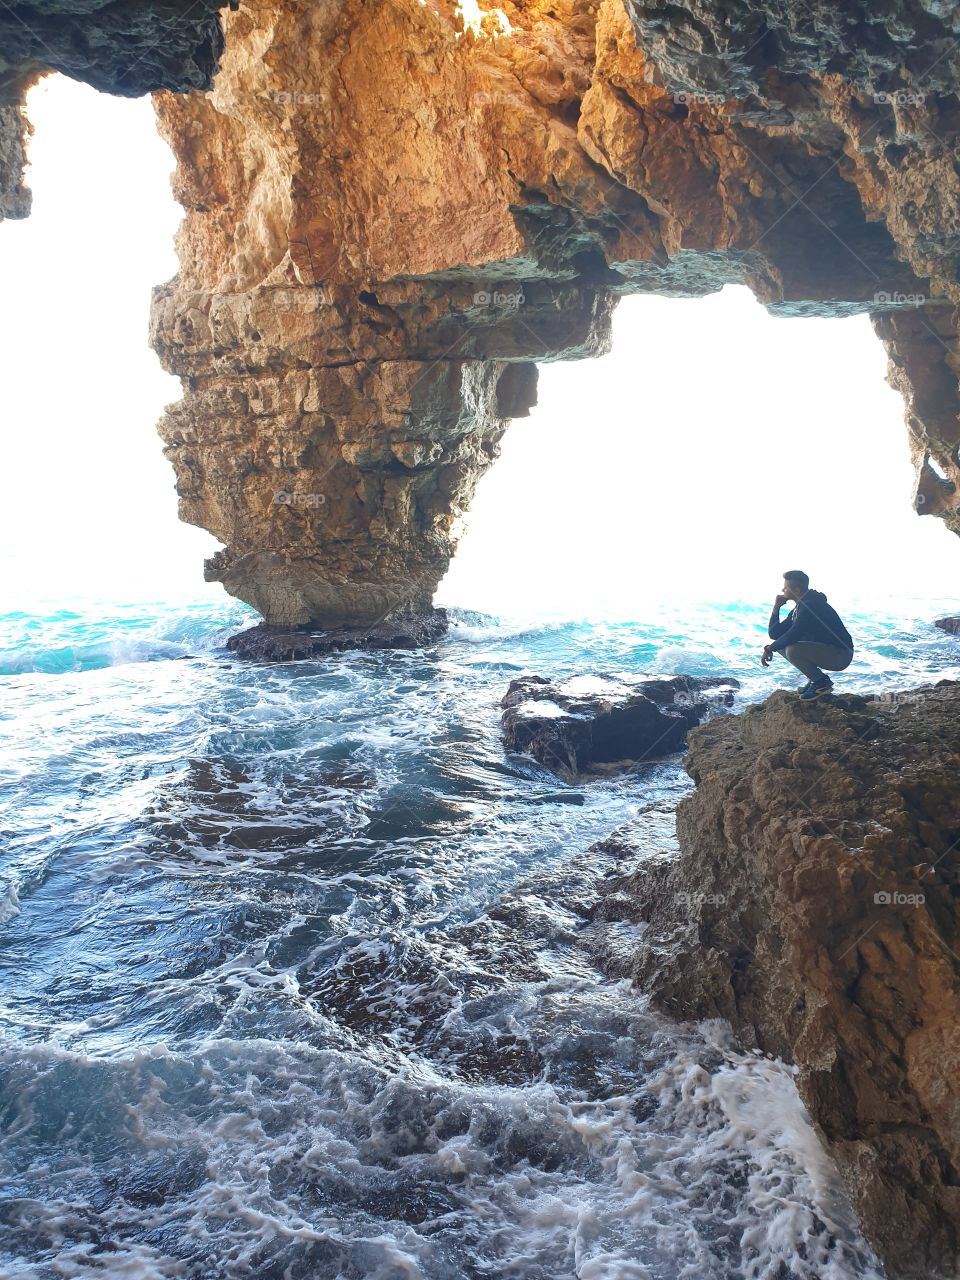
[800,678,833,701]
[796,680,816,697]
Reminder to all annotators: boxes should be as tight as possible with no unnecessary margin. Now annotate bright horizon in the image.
[3,75,958,619]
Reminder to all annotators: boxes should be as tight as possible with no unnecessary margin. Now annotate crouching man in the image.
[761,569,854,700]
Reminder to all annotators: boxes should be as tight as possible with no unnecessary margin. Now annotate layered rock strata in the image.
[501,671,738,779]
[142,0,960,627]
[594,684,960,1280]
[4,4,959,619]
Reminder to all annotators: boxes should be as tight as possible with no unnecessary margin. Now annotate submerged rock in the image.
[500,673,739,780]
[594,682,960,1280]
[226,609,447,661]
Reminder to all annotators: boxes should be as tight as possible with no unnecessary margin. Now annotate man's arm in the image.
[770,599,810,653]
[768,609,790,640]
[768,595,792,641]
[763,595,791,666]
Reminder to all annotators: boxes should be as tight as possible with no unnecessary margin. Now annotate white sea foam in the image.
[3,598,948,1276]
[0,981,884,1280]
[0,879,21,923]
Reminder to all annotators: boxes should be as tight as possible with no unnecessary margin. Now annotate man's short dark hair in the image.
[783,569,809,590]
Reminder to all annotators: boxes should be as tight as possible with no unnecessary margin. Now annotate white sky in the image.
[2,75,958,617]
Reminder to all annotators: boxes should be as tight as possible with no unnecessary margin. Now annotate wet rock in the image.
[595,682,960,1280]
[226,608,448,661]
[935,616,960,635]
[500,673,739,781]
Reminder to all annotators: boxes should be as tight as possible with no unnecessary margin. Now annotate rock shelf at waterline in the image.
[225,609,449,661]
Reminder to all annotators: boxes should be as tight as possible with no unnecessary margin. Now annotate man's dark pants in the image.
[783,642,853,683]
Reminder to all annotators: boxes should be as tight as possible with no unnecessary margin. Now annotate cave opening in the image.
[0,74,221,610]
[439,284,960,622]
[4,75,958,634]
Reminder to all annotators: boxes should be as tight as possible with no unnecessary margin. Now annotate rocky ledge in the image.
[501,673,739,781]
[594,683,960,1280]
[226,608,448,661]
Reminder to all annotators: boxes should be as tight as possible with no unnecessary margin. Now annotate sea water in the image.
[2,595,957,1279]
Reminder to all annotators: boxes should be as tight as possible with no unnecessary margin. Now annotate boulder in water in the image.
[500,672,739,780]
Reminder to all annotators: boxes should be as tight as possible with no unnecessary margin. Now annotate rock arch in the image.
[146,0,960,627]
[4,6,960,1273]
[5,1,959,628]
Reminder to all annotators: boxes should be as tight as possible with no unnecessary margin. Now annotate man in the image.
[761,570,854,699]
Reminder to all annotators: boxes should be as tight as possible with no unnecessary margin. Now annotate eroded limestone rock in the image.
[159,345,538,625]
[6,1,958,625]
[142,0,960,629]
[594,684,960,1280]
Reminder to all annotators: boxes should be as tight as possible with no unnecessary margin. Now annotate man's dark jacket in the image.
[768,590,854,654]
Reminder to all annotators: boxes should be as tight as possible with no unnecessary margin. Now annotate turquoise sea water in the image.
[1,595,957,1279]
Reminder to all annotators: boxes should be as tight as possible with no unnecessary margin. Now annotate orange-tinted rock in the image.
[143,0,959,625]
[5,2,959,623]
